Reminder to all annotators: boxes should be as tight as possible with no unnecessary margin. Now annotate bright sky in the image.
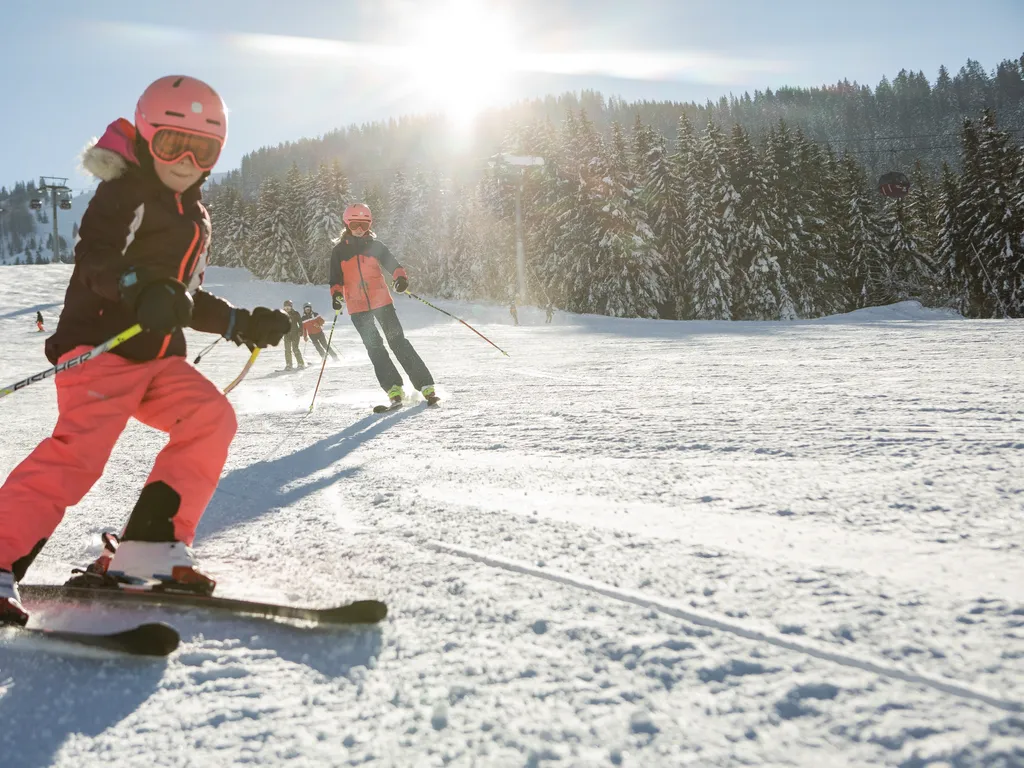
[2,0,1021,192]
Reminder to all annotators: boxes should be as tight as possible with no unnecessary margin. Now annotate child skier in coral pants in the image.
[0,75,291,627]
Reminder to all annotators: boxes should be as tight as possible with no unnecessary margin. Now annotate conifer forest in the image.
[173,55,1024,319]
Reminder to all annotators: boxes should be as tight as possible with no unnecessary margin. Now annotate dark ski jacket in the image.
[284,308,303,340]
[45,118,235,364]
[329,231,408,315]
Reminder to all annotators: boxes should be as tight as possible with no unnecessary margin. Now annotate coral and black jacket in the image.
[329,232,408,315]
[45,118,235,364]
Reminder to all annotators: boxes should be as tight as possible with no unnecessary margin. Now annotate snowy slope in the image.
[0,266,1022,767]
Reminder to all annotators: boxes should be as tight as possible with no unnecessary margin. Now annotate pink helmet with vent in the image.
[343,203,372,227]
[135,75,228,144]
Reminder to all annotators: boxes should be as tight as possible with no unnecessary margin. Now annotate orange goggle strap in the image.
[150,127,223,169]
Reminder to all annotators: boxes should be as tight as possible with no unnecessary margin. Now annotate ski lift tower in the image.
[38,176,72,263]
[488,154,545,306]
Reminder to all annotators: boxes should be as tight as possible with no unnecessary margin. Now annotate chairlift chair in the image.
[29,199,42,210]
[878,171,911,199]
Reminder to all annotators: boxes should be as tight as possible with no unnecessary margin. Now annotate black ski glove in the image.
[332,293,344,311]
[393,275,409,293]
[119,269,193,334]
[226,307,290,348]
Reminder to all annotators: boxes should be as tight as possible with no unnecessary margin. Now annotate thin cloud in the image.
[92,21,794,86]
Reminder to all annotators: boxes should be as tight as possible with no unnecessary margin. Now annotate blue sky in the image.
[2,0,1021,192]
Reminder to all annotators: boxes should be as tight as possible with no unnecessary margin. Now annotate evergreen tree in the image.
[667,114,700,317]
[283,164,311,283]
[838,153,886,308]
[728,125,792,319]
[683,120,734,320]
[252,176,304,283]
[305,162,348,283]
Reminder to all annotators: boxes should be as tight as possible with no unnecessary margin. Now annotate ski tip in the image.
[321,600,388,624]
[114,622,181,656]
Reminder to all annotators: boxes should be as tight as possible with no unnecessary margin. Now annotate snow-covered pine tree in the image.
[283,164,311,283]
[956,117,1000,316]
[681,120,734,320]
[577,121,666,318]
[765,120,818,317]
[385,171,416,257]
[935,161,974,313]
[208,185,246,268]
[361,183,386,236]
[445,188,478,300]
[638,126,688,319]
[879,196,925,303]
[972,110,1024,316]
[727,125,793,319]
[251,176,305,283]
[400,172,446,293]
[838,152,886,308]
[305,162,348,284]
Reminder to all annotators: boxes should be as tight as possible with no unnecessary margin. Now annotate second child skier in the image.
[329,203,438,408]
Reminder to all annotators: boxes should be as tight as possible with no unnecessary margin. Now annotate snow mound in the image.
[809,300,962,324]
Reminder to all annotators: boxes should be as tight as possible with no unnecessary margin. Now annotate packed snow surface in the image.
[0,265,1021,767]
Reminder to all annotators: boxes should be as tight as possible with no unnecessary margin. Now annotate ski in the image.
[21,584,388,626]
[3,621,180,657]
[372,401,403,414]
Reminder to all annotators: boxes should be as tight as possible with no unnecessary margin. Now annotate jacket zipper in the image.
[157,200,199,358]
[355,252,372,310]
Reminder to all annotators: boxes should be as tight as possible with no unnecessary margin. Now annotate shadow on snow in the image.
[197,407,419,540]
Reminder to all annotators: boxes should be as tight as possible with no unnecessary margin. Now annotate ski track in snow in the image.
[0,266,1022,767]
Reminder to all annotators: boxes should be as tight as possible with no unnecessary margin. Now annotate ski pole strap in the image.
[404,291,510,357]
[0,323,144,400]
[223,346,260,394]
[193,336,222,365]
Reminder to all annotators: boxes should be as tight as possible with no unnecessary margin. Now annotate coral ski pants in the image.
[0,346,237,574]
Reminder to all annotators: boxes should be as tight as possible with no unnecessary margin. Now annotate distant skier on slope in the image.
[281,299,306,370]
[330,203,438,408]
[35,311,44,332]
[0,75,290,627]
[301,302,338,360]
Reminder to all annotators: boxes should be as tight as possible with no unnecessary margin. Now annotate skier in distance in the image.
[0,75,290,626]
[302,302,338,360]
[281,299,306,370]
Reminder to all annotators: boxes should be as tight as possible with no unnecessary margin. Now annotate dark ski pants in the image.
[351,304,433,392]
[284,334,304,368]
[309,332,338,360]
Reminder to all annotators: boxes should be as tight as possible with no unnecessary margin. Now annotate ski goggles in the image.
[149,127,224,171]
[348,220,371,234]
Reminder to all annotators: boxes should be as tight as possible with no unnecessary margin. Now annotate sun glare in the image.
[398,1,520,128]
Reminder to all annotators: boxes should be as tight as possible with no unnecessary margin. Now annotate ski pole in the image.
[193,337,222,365]
[0,323,144,400]
[308,309,341,412]
[307,309,344,411]
[402,291,510,357]
[223,345,260,395]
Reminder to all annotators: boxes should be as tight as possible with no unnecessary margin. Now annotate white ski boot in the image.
[106,540,216,595]
[0,569,29,626]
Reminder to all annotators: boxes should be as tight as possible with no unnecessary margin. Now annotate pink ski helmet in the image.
[135,76,227,170]
[343,203,372,228]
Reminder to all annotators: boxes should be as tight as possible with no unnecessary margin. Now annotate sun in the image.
[398,1,520,128]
